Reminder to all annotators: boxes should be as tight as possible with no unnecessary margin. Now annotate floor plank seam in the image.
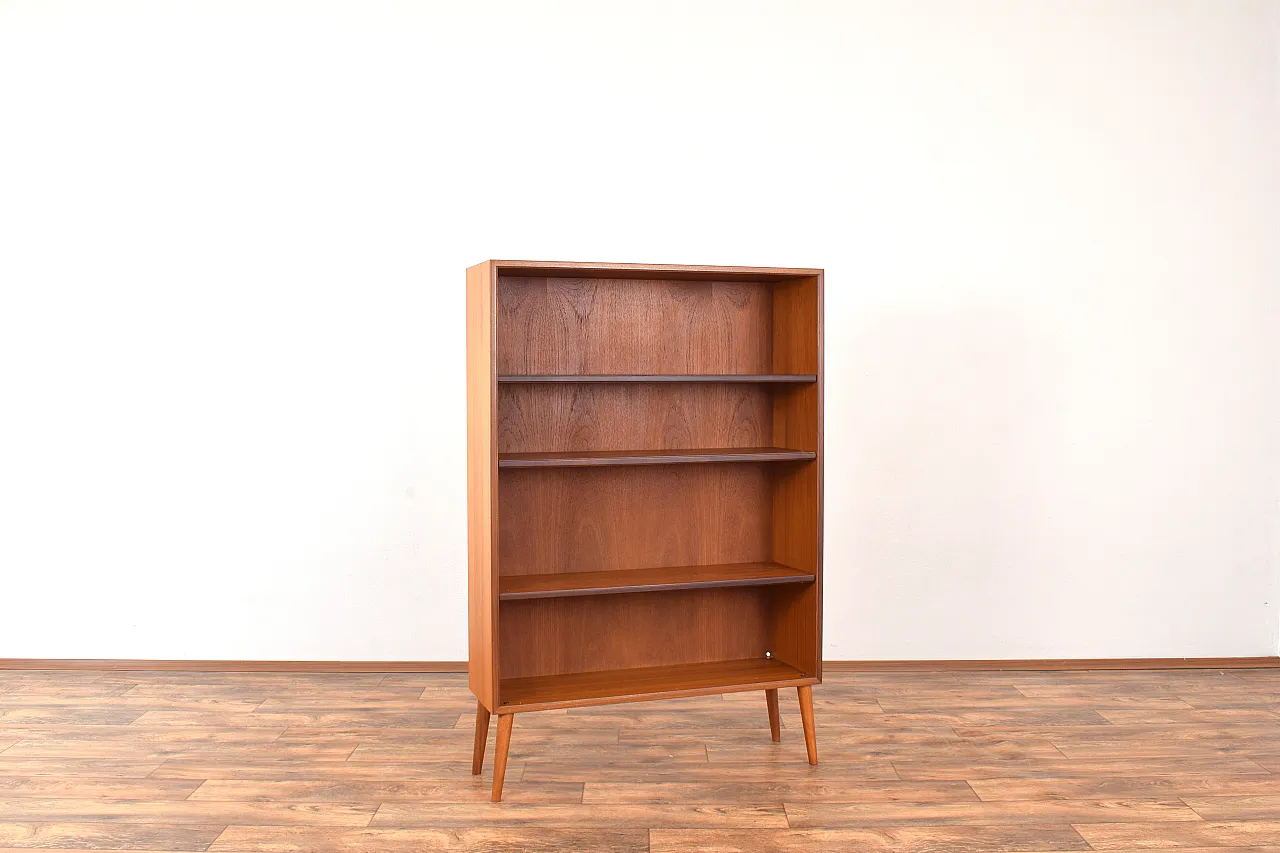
[203,824,230,852]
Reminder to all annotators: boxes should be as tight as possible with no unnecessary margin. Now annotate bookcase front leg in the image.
[765,688,781,742]
[797,685,818,765]
[471,701,491,775]
[491,712,515,802]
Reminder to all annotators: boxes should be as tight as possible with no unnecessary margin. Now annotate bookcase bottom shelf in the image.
[498,657,813,712]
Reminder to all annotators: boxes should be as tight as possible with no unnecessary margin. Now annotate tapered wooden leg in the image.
[797,685,817,764]
[471,701,491,775]
[765,688,781,742]
[491,712,514,802]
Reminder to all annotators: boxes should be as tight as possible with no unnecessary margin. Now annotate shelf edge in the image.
[498,449,817,468]
[498,374,818,383]
[499,571,816,601]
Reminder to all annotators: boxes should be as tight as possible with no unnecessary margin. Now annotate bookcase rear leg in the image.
[471,701,491,775]
[765,688,781,742]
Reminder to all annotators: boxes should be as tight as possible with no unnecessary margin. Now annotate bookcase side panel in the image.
[770,274,823,679]
[467,261,500,710]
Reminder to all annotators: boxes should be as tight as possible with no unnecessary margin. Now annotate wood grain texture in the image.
[465,261,499,713]
[647,826,1093,852]
[498,589,774,681]
[209,826,650,852]
[498,465,772,576]
[498,563,814,601]
[497,277,772,375]
[2,668,1277,850]
[498,383,773,454]
[0,821,224,850]
[0,798,376,825]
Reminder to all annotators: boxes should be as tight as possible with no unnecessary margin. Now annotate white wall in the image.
[1,0,1277,661]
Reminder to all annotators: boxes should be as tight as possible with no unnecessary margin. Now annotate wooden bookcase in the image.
[467,260,823,800]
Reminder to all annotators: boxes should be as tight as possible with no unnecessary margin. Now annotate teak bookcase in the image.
[466,260,823,801]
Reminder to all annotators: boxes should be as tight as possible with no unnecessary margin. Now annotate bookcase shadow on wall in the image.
[467,260,823,801]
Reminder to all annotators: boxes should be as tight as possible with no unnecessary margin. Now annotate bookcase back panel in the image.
[499,587,770,679]
[497,277,772,375]
[498,384,772,453]
[498,465,772,577]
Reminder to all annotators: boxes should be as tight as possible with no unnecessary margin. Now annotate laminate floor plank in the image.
[0,724,287,743]
[785,798,1203,827]
[1,742,358,761]
[370,802,788,828]
[893,756,1273,780]
[648,825,1093,852]
[0,667,1275,851]
[1182,796,1280,821]
[1100,706,1280,723]
[522,762,904,783]
[0,778,203,800]
[150,760,526,782]
[207,826,649,853]
[1076,820,1280,849]
[0,822,223,851]
[0,758,167,779]
[0,798,376,826]
[187,779,585,805]
[582,780,979,804]
[969,775,1280,802]
[133,711,464,729]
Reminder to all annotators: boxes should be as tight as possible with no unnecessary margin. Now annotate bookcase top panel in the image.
[485,259,822,282]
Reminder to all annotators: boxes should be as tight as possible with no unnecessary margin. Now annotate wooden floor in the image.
[0,669,1278,852]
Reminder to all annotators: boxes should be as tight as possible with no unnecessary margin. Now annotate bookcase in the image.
[466,260,823,801]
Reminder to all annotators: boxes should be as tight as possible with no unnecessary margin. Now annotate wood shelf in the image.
[499,562,814,601]
[500,657,811,712]
[498,374,817,384]
[498,447,817,469]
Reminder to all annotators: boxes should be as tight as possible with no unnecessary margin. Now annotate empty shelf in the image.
[498,447,816,468]
[499,562,814,601]
[498,374,817,383]
[500,658,810,712]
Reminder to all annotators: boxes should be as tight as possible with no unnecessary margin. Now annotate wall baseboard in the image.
[0,659,469,672]
[1,657,1276,673]
[822,657,1280,672]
